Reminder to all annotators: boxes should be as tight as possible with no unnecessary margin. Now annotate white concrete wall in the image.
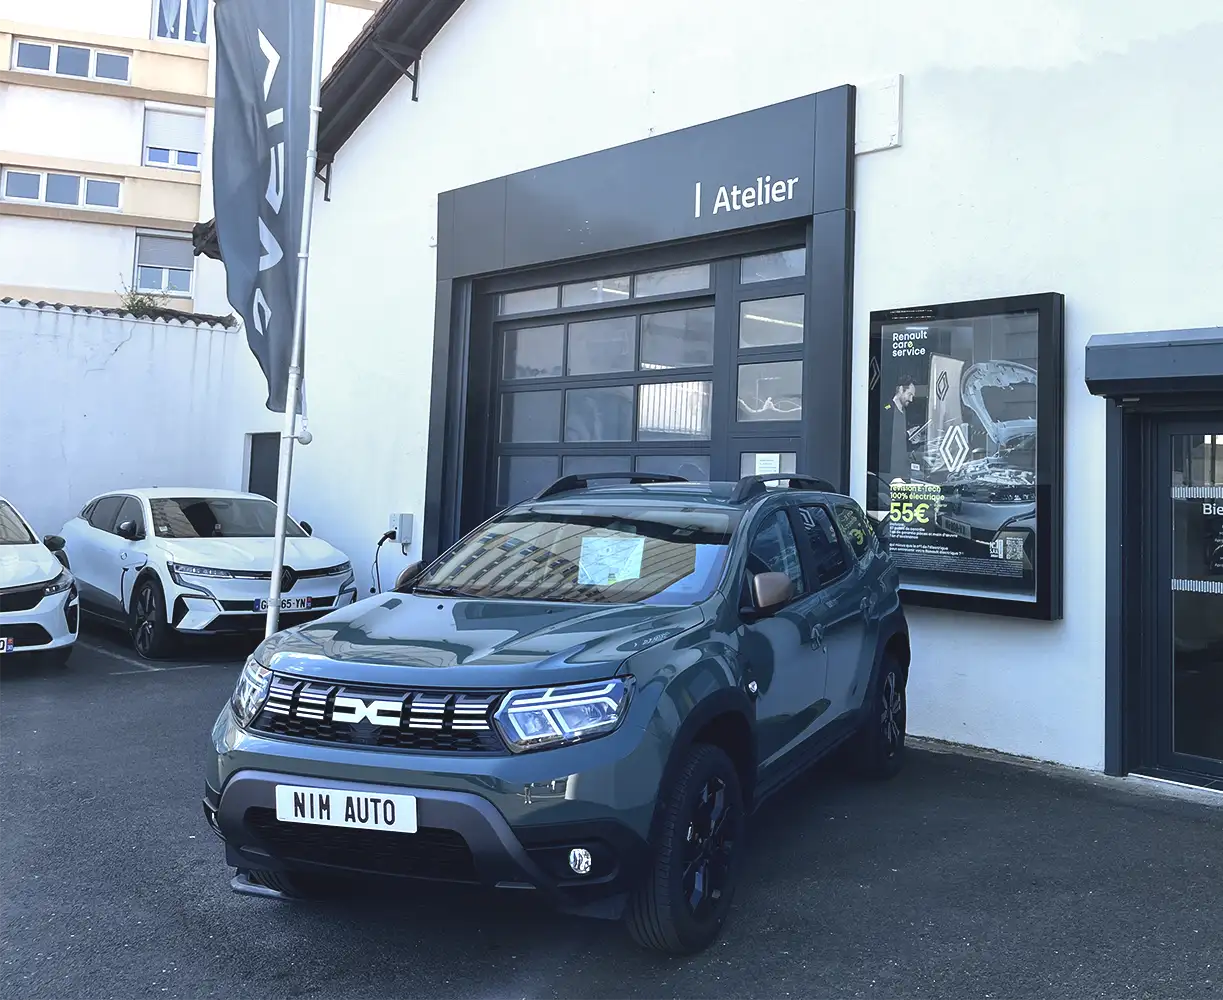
[0,216,136,298]
[0,300,271,537]
[256,0,1223,768]
[0,85,145,165]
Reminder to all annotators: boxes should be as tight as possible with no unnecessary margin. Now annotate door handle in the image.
[809,623,825,649]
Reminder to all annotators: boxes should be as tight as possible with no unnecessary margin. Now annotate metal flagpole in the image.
[265,0,327,638]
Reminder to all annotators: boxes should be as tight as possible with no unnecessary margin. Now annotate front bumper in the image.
[206,706,666,914]
[169,576,358,634]
[0,587,78,653]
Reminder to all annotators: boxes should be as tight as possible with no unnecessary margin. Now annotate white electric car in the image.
[59,488,356,659]
[0,496,78,666]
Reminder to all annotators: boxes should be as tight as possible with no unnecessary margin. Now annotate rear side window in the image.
[795,505,848,587]
[88,495,124,532]
[835,503,874,559]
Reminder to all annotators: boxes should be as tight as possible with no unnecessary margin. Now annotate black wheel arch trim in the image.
[655,685,757,821]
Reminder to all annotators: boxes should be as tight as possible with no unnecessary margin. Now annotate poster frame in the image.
[866,292,1064,620]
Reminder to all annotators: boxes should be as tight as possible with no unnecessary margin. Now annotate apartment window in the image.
[154,0,209,44]
[136,234,194,296]
[143,108,205,170]
[0,168,121,210]
[11,38,130,83]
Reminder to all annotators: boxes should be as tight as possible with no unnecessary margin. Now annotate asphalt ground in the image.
[2,624,1222,1000]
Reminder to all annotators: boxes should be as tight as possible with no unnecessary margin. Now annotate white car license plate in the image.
[274,785,417,834]
[254,597,313,612]
[0,638,13,654]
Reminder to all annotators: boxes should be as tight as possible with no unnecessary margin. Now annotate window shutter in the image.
[137,235,194,270]
[143,109,204,153]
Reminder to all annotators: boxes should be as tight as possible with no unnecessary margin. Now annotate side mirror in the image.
[42,534,65,552]
[750,571,794,616]
[299,520,313,536]
[116,520,140,541]
[395,561,423,592]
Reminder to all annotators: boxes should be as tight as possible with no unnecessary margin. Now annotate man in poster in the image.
[881,373,917,482]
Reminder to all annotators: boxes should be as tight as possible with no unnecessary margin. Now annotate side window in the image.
[745,509,805,597]
[115,496,145,535]
[795,506,849,587]
[835,503,873,560]
[87,495,124,532]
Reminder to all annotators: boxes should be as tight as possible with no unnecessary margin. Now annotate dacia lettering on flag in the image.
[212,0,313,412]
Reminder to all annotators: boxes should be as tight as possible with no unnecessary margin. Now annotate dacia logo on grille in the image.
[330,695,402,726]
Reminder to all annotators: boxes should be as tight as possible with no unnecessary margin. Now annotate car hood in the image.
[961,361,1037,449]
[259,593,706,689]
[0,543,62,589]
[156,535,346,571]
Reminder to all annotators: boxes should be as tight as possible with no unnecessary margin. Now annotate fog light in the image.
[568,847,593,875]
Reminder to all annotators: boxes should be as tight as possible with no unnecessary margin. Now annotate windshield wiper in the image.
[411,584,469,597]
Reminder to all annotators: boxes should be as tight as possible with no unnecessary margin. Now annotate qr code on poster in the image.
[1004,535,1025,561]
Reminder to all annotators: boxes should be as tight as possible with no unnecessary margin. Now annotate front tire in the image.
[130,576,177,660]
[625,744,745,954]
[848,652,907,780]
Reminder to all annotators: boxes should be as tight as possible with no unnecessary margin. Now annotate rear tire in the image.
[625,744,745,954]
[848,652,907,780]
[129,576,177,660]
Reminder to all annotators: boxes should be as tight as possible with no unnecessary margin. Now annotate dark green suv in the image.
[205,473,910,954]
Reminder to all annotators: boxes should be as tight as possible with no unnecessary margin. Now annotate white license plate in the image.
[254,597,313,612]
[0,638,13,654]
[274,785,417,834]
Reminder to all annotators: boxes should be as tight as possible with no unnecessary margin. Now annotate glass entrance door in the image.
[1157,424,1223,778]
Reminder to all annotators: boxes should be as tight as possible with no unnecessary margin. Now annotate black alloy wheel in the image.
[626,743,745,954]
[130,577,176,659]
[849,652,907,780]
[682,774,736,923]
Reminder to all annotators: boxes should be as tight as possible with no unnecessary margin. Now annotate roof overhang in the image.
[317,0,465,164]
[1085,327,1223,398]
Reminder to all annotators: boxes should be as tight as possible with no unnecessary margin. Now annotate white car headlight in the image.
[169,562,234,583]
[231,655,273,728]
[493,678,632,753]
[43,569,73,595]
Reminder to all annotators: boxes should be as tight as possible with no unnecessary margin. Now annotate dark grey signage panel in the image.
[441,89,855,279]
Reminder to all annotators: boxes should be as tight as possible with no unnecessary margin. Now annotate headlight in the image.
[230,655,273,728]
[494,678,632,753]
[324,561,352,576]
[169,562,234,582]
[43,568,73,595]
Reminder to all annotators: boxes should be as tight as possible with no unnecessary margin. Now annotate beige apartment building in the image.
[0,0,378,313]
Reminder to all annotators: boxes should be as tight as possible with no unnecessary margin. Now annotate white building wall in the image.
[0,0,154,39]
[288,0,1223,769]
[0,300,271,537]
[0,86,145,166]
[0,217,137,298]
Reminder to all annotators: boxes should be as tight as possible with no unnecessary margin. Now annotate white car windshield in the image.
[149,497,306,539]
[0,501,35,545]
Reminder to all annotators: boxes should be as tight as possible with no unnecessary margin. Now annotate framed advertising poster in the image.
[866,293,1064,619]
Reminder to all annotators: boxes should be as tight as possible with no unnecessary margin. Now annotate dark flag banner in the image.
[212,0,313,412]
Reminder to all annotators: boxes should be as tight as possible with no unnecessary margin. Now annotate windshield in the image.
[0,501,35,545]
[417,504,738,605]
[149,497,306,539]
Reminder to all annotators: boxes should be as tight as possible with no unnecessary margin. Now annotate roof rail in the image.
[729,474,836,504]
[532,472,688,501]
